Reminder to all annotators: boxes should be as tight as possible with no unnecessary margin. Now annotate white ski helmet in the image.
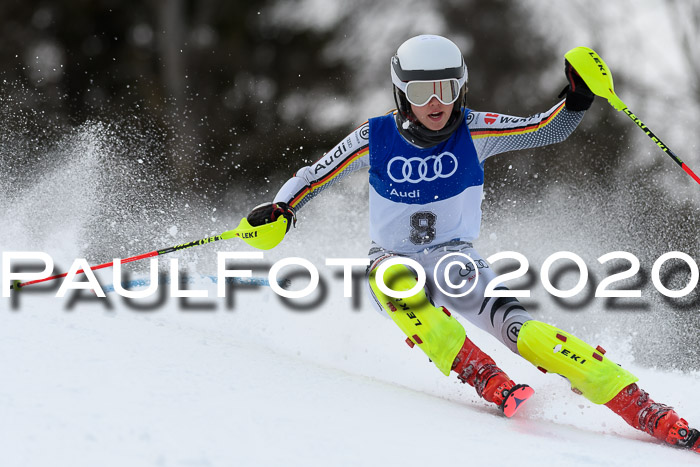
[391,35,468,147]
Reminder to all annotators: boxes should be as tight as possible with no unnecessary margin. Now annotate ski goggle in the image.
[404,79,461,107]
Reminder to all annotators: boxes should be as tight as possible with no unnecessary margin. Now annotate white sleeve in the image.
[468,100,584,163]
[273,122,370,211]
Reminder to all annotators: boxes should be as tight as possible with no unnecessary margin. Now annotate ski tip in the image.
[501,384,534,418]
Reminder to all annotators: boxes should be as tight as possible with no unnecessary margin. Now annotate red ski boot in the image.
[452,335,533,417]
[606,383,700,452]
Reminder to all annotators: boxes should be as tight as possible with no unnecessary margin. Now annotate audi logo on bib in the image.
[387,152,459,184]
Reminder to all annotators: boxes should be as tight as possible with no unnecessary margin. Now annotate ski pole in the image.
[565,46,700,186]
[11,216,289,291]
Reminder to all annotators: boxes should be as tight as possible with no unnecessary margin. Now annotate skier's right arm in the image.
[272,122,370,211]
[246,122,370,227]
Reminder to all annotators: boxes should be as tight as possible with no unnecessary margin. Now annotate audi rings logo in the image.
[387,152,458,184]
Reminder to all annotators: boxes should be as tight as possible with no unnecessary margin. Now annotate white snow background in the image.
[2,1,700,466]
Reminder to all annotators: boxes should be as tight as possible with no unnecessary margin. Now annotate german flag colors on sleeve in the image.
[273,122,371,211]
[468,100,585,163]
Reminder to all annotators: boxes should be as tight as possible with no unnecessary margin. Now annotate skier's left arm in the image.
[470,60,594,162]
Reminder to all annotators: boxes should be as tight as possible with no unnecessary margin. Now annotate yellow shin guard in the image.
[517,320,638,404]
[369,264,465,376]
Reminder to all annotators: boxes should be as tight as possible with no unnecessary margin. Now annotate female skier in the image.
[246,34,699,451]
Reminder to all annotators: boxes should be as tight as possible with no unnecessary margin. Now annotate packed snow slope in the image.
[2,272,700,467]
